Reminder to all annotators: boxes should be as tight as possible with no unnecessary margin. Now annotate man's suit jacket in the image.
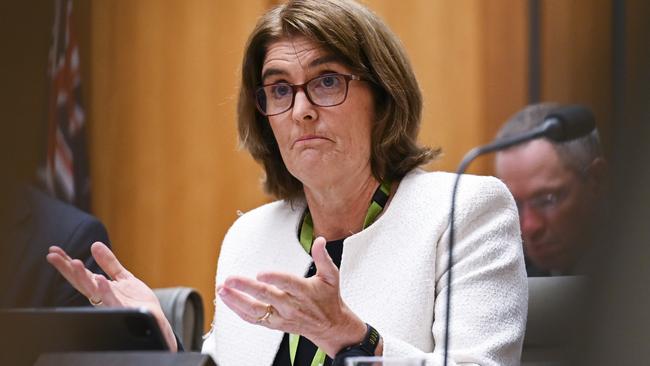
[525,256,551,277]
[0,185,110,307]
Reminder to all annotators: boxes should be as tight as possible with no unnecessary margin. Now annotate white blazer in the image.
[203,169,527,366]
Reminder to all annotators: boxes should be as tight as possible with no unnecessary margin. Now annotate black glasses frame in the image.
[254,73,361,117]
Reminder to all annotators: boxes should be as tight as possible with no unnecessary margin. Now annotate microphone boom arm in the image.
[442,105,593,365]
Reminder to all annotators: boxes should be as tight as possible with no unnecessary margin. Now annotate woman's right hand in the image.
[46,242,178,351]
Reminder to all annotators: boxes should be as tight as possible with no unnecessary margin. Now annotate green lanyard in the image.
[290,179,391,366]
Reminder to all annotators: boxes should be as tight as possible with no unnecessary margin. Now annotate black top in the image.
[272,238,345,366]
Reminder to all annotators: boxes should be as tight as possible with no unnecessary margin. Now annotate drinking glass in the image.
[346,356,426,366]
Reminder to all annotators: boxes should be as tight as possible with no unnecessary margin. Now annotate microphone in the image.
[543,105,596,142]
[442,105,595,366]
[456,105,595,173]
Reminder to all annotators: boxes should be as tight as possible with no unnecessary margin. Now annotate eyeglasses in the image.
[515,189,570,216]
[255,73,361,116]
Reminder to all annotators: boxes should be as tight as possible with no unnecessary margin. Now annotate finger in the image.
[95,275,120,306]
[256,271,307,295]
[46,250,73,276]
[224,276,286,305]
[70,258,100,297]
[311,236,338,285]
[48,246,101,280]
[90,242,131,280]
[46,252,75,285]
[218,285,274,325]
[48,246,73,261]
[46,252,96,298]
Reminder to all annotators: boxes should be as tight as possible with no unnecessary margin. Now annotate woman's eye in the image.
[319,75,340,88]
[270,84,291,98]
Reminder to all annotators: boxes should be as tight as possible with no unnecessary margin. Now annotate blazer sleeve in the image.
[382,177,528,366]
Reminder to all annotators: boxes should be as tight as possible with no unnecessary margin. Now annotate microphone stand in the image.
[442,118,565,366]
[442,105,593,365]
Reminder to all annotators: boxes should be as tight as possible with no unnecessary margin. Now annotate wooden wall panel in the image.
[367,0,528,173]
[480,0,529,170]
[86,0,272,331]
[540,0,613,154]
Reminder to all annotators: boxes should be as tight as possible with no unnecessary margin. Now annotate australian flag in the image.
[40,0,91,212]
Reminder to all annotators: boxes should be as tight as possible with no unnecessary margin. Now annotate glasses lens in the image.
[257,83,293,116]
[307,74,347,107]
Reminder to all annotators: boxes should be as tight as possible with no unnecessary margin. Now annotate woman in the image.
[47,0,527,365]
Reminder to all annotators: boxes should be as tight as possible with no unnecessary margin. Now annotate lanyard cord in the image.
[291,179,391,366]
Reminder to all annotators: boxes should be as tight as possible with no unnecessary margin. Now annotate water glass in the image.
[346,356,426,366]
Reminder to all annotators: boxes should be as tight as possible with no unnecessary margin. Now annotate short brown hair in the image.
[496,102,602,176]
[238,0,438,200]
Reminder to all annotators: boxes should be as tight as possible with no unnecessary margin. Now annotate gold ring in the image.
[89,297,103,306]
[256,304,273,324]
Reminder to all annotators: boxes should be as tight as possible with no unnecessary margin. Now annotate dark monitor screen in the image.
[0,307,168,366]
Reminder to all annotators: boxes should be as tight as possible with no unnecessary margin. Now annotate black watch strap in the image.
[358,323,380,355]
[332,323,380,366]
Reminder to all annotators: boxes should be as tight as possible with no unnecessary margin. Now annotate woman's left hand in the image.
[217,236,367,357]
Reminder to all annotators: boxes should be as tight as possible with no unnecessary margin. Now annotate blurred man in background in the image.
[0,183,110,307]
[495,103,608,276]
[0,96,110,307]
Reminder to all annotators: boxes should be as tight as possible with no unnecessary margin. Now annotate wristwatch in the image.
[332,323,380,366]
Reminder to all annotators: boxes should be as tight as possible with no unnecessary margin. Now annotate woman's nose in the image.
[291,89,317,122]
